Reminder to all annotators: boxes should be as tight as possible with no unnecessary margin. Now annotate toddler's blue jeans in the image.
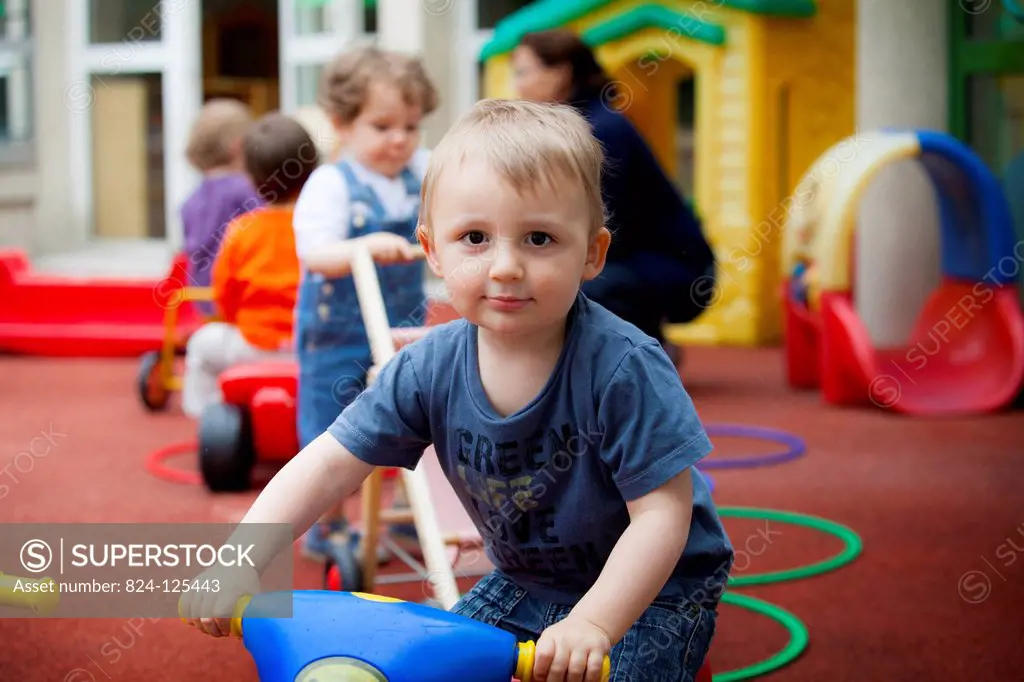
[450,571,716,682]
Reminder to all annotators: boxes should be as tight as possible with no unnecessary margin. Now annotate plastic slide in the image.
[0,249,202,357]
[782,130,1024,416]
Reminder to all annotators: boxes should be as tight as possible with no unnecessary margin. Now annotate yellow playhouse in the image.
[480,0,855,346]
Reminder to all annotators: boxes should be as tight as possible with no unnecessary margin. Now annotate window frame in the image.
[0,0,34,167]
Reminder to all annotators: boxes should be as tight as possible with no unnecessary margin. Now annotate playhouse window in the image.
[477,0,534,29]
[965,2,1024,41]
[967,74,1024,176]
[676,79,696,199]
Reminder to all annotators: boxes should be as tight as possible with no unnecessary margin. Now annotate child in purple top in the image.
[181,99,262,315]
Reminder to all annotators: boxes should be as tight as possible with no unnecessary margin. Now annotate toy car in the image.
[197,360,299,492]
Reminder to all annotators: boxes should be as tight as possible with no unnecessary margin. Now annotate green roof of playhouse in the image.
[479,0,817,60]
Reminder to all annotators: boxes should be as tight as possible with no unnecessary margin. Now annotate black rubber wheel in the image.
[137,351,170,412]
[324,534,364,593]
[198,403,255,492]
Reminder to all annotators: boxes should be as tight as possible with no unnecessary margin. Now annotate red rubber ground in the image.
[1,348,1022,680]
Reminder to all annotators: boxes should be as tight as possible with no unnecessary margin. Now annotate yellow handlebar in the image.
[0,572,60,616]
[515,641,611,682]
[229,594,252,638]
[178,594,251,638]
[182,286,214,302]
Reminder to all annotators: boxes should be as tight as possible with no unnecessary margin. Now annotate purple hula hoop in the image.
[699,424,806,470]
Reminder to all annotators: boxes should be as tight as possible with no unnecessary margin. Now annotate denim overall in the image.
[295,160,426,448]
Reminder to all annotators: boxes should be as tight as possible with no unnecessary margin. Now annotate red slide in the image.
[0,249,202,357]
[818,281,1024,416]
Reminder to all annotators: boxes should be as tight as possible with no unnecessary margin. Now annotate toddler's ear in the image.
[417,225,443,277]
[582,226,611,282]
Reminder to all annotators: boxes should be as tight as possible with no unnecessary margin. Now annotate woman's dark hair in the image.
[519,29,614,104]
[242,112,320,204]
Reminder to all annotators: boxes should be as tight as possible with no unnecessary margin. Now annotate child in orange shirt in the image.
[181,112,320,419]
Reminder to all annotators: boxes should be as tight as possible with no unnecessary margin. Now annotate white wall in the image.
[376,0,459,148]
[855,0,948,346]
[35,2,77,255]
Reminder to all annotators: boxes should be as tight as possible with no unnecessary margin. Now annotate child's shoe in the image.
[304,520,393,564]
[301,518,348,560]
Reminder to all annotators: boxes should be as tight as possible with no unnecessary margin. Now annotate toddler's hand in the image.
[361,232,420,265]
[178,564,261,638]
[533,614,611,682]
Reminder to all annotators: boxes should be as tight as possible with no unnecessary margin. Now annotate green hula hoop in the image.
[718,507,863,587]
[713,592,809,682]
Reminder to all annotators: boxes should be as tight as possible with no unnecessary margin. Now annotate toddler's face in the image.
[421,157,609,337]
[338,82,423,178]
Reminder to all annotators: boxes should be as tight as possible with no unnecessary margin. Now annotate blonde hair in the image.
[185,99,253,171]
[420,99,607,233]
[318,46,439,124]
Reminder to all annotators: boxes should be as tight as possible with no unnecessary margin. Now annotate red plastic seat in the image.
[250,386,299,462]
[218,360,298,406]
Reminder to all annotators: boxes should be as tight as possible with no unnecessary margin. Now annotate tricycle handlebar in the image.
[0,572,60,615]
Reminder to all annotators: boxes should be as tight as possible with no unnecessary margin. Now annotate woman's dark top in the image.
[576,95,715,293]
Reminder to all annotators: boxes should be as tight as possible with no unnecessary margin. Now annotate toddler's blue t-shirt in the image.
[328,292,734,607]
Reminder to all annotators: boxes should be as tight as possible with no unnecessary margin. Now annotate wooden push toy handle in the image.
[0,572,60,616]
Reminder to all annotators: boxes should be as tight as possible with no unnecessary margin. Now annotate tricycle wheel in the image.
[324,536,363,592]
[137,351,170,412]
[198,403,255,492]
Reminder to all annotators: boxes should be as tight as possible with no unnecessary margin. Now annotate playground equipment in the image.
[207,590,614,682]
[0,249,203,357]
[480,0,856,347]
[197,360,300,491]
[182,507,863,682]
[137,284,215,412]
[782,129,1024,415]
[321,245,481,606]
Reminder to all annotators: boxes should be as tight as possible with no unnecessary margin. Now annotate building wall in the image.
[0,0,467,261]
[855,0,948,346]
[32,3,78,256]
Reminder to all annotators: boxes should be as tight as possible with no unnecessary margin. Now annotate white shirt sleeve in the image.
[292,164,350,262]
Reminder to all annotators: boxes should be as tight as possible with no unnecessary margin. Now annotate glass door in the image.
[950,0,1024,301]
[67,0,201,250]
[278,0,372,113]
[0,0,32,164]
